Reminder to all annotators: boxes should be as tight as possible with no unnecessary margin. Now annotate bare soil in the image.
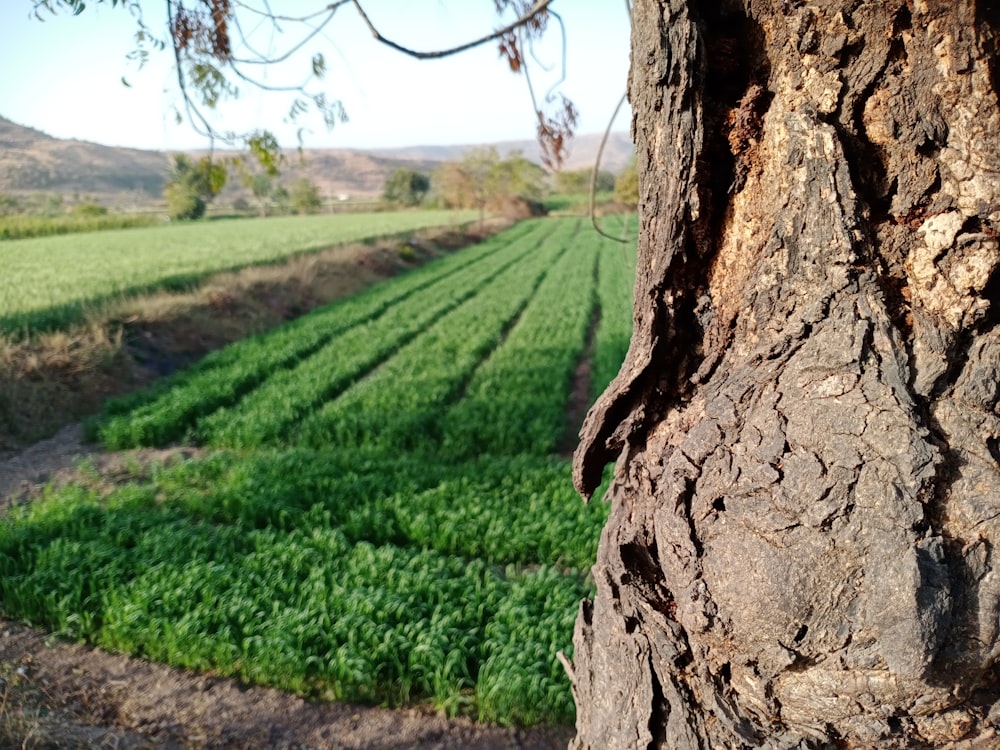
[0,219,575,748]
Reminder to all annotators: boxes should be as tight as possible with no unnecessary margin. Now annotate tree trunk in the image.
[570,1,1000,747]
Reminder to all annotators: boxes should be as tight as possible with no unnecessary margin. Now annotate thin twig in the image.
[229,5,340,65]
[588,0,634,243]
[230,0,351,24]
[589,92,632,243]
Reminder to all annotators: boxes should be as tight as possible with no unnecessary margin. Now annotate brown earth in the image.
[0,218,575,749]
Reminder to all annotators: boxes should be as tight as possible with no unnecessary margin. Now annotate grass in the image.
[0,209,477,334]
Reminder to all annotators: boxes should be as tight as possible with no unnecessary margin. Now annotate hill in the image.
[0,117,167,203]
[0,116,634,207]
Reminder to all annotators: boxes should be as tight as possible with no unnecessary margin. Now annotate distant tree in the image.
[290,178,323,214]
[43,193,64,217]
[554,167,614,195]
[0,194,22,217]
[382,168,430,207]
[460,147,502,224]
[163,155,226,220]
[272,185,292,215]
[72,201,109,217]
[432,161,473,211]
[491,150,545,203]
[433,148,545,224]
[249,172,273,217]
[613,157,638,208]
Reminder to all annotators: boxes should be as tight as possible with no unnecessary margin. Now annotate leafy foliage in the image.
[163,154,227,220]
[382,168,431,207]
[554,168,615,195]
[433,148,545,214]
[614,157,639,207]
[290,178,323,214]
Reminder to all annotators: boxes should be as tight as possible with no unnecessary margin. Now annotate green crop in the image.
[199,221,557,449]
[0,217,635,726]
[293,220,580,452]
[90,219,548,448]
[0,210,477,333]
[592,217,636,399]
[440,225,600,458]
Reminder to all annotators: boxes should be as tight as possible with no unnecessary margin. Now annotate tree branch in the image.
[351,0,555,60]
[589,0,633,242]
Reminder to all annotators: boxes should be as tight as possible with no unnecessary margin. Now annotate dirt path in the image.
[0,432,574,749]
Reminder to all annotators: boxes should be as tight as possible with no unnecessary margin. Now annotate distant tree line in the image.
[382,147,638,217]
[161,147,638,221]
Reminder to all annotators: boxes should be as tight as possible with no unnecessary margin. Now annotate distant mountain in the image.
[0,116,634,207]
[0,117,168,201]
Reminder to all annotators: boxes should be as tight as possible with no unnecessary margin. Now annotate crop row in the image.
[91,219,551,448]
[0,209,478,332]
[200,220,571,449]
[0,450,606,722]
[438,228,601,459]
[591,216,636,399]
[290,219,583,452]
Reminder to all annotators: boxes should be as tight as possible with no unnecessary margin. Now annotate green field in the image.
[0,210,476,333]
[0,217,636,725]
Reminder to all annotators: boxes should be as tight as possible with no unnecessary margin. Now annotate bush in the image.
[614,159,639,207]
[164,183,206,220]
[73,202,109,217]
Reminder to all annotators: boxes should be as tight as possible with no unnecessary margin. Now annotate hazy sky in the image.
[2,1,632,152]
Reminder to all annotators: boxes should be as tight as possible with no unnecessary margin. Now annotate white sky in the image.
[1,1,633,152]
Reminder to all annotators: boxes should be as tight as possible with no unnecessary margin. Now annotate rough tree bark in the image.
[571,0,1000,747]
